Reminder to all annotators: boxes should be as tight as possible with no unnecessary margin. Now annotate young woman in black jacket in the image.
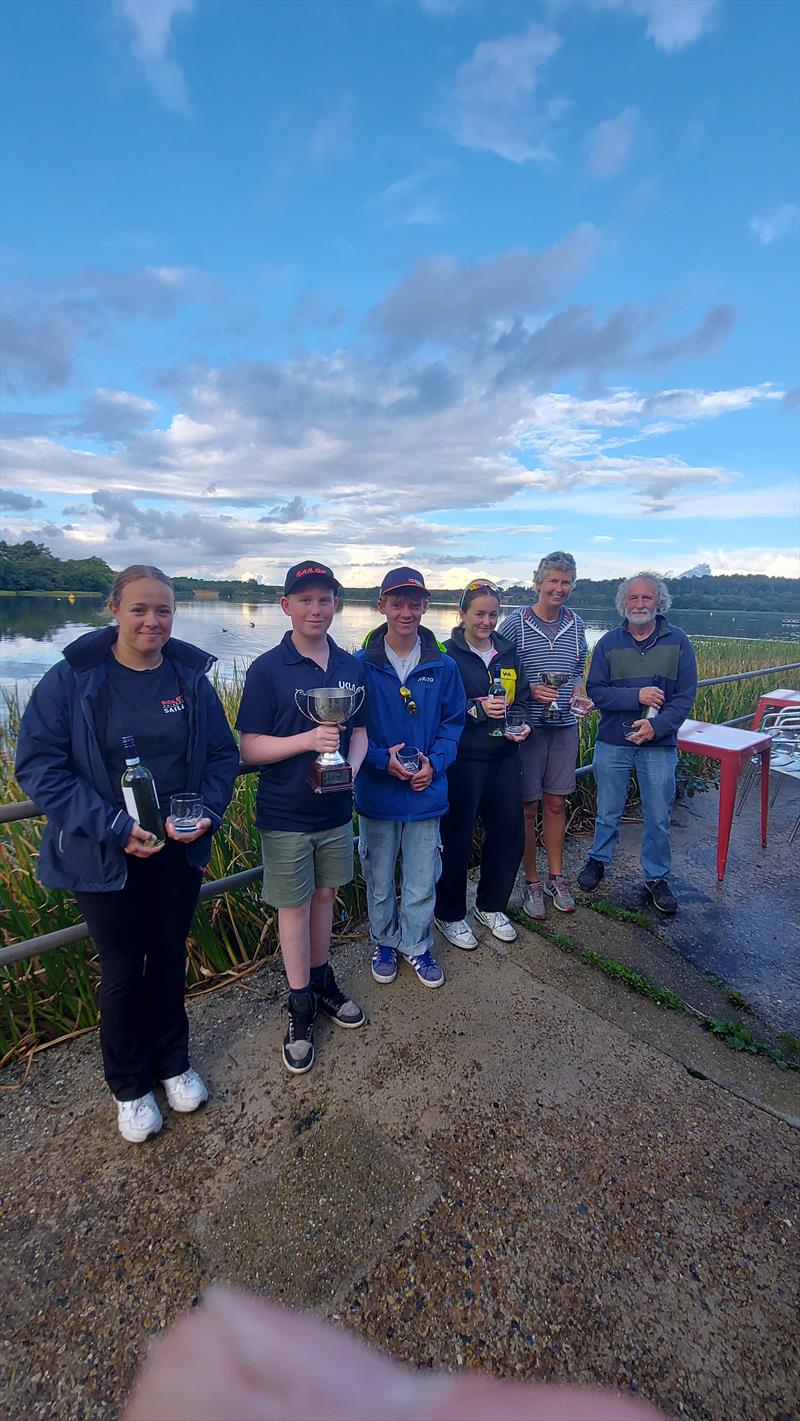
[15,565,240,1144]
[433,580,530,949]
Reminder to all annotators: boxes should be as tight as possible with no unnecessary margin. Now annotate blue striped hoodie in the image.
[496,605,587,727]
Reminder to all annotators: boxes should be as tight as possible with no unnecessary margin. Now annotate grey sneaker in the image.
[312,962,366,1028]
[521,880,546,920]
[282,990,316,1075]
[544,875,576,913]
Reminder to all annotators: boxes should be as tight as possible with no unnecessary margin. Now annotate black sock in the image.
[309,962,330,990]
[288,982,312,998]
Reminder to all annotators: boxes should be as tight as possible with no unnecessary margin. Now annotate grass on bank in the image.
[1,638,799,1065]
[508,908,795,1071]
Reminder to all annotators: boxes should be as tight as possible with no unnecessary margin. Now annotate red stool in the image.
[677,719,772,882]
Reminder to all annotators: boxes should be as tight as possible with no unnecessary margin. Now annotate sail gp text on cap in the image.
[283,562,340,594]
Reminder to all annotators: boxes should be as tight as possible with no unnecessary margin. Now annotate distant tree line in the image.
[0,541,115,592]
[1,542,798,612]
[570,574,800,613]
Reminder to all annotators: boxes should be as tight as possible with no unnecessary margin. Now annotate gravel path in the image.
[2,915,798,1421]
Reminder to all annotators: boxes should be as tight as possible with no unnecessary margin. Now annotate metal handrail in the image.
[2,663,798,965]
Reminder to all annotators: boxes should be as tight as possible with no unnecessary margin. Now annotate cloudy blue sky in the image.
[1,0,798,587]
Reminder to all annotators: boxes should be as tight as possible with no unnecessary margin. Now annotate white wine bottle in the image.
[487,676,507,736]
[121,735,165,844]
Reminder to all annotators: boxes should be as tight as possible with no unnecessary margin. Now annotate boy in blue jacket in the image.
[578,573,698,915]
[355,568,466,988]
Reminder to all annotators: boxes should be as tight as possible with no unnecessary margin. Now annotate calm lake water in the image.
[1,596,798,708]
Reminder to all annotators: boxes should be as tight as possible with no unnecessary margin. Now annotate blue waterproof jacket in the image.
[586,615,698,749]
[14,626,240,892]
[355,625,466,822]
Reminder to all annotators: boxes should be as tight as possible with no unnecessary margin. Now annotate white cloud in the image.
[444,24,562,163]
[585,0,719,53]
[372,224,601,343]
[695,546,800,578]
[592,535,614,542]
[2,359,788,585]
[366,172,447,227]
[585,108,639,179]
[749,204,800,246]
[117,0,196,113]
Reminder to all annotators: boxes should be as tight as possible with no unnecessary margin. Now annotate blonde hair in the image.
[109,565,174,608]
[533,552,576,587]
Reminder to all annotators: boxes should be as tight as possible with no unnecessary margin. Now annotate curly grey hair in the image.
[615,571,672,618]
[533,551,577,587]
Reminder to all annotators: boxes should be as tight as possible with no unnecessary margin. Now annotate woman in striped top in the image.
[497,552,589,921]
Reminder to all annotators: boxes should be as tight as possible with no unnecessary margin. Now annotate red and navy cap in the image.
[283,561,340,595]
[379,566,429,596]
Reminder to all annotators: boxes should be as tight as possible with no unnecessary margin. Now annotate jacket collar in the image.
[62,625,215,674]
[279,629,340,665]
[621,612,670,642]
[450,626,514,658]
[362,623,445,668]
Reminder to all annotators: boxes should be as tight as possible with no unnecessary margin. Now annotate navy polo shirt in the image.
[236,631,367,831]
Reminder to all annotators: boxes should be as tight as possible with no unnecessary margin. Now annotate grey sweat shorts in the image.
[259,822,354,909]
[519,724,579,802]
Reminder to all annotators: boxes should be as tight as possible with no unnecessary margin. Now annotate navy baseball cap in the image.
[283,560,340,595]
[379,566,429,597]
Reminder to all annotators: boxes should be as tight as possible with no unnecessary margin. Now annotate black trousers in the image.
[435,753,525,922]
[76,840,202,1101]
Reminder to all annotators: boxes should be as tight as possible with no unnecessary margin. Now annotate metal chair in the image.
[736,708,800,843]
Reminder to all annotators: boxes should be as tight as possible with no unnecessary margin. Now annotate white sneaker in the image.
[433,917,478,950]
[474,909,517,942]
[117,1093,163,1144]
[161,1068,209,1113]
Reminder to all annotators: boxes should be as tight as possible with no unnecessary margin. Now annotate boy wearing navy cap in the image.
[237,561,368,1075]
[355,568,465,988]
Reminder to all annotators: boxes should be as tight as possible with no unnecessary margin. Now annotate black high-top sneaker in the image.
[311,962,366,1029]
[282,989,316,1074]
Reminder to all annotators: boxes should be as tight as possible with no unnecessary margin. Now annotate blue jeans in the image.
[588,740,677,882]
[358,817,442,959]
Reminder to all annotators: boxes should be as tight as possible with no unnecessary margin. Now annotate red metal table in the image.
[677,719,772,882]
[751,688,800,730]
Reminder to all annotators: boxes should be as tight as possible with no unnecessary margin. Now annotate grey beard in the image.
[627,610,656,626]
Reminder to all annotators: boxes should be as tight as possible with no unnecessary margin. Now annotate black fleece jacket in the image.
[443,627,532,763]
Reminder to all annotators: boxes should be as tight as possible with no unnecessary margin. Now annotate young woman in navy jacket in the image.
[433,580,531,950]
[15,565,239,1144]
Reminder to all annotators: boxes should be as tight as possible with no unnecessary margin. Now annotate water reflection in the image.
[1,595,797,710]
[0,595,108,643]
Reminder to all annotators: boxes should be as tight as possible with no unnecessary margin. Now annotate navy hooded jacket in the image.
[586,615,698,749]
[14,626,240,892]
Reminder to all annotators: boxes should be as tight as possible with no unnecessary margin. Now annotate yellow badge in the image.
[499,667,517,705]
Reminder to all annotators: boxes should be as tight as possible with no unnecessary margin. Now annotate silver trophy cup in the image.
[539,671,572,723]
[295,686,365,793]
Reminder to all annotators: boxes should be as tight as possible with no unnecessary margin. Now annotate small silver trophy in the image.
[295,686,365,793]
[539,671,572,724]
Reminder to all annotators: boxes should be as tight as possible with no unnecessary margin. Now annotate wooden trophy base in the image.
[307,762,354,795]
